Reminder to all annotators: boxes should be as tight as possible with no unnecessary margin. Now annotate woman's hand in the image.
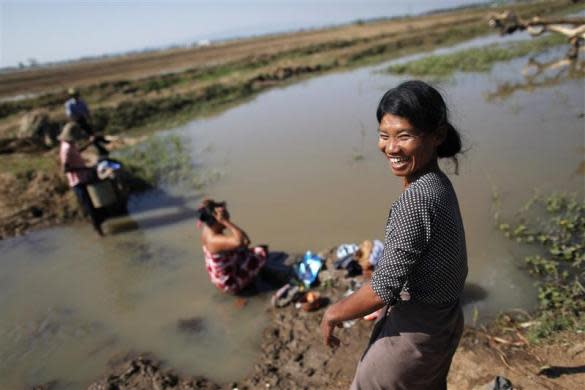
[320,282,385,348]
[321,308,342,348]
[214,207,230,225]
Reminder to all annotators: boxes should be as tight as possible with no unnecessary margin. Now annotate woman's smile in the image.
[378,113,443,187]
[388,155,411,170]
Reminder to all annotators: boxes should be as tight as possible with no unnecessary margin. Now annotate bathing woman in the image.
[321,80,468,389]
[197,199,267,293]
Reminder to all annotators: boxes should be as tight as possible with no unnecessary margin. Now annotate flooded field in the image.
[1,34,583,388]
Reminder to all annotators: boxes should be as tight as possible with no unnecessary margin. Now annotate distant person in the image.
[65,88,109,156]
[58,122,103,236]
[197,199,267,293]
[65,88,93,135]
[321,80,468,389]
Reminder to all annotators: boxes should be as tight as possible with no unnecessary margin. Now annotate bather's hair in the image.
[376,80,463,172]
[197,198,226,227]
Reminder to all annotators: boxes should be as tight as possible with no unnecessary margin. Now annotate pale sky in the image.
[0,0,488,68]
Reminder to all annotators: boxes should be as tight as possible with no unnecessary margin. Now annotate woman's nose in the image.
[386,138,400,154]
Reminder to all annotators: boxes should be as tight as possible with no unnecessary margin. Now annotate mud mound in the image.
[0,169,80,239]
[88,355,221,390]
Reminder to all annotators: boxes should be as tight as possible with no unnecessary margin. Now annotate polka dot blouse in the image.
[371,170,468,306]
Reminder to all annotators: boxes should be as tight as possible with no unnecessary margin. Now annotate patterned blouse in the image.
[371,170,468,306]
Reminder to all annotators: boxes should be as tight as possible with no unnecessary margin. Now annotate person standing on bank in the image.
[321,80,468,389]
[65,88,93,135]
[58,122,104,236]
[65,88,110,156]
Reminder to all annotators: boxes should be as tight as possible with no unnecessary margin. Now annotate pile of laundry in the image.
[270,240,384,312]
[334,239,383,277]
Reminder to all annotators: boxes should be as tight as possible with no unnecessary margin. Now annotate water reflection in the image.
[106,190,200,235]
[487,54,585,101]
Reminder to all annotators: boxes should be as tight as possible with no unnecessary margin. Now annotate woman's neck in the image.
[403,159,440,189]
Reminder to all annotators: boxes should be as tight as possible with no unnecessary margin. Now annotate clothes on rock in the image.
[336,243,359,259]
[369,239,384,267]
[203,245,267,293]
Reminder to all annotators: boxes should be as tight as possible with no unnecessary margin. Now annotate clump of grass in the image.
[497,192,585,342]
[116,134,206,191]
[387,33,568,77]
[1,153,58,178]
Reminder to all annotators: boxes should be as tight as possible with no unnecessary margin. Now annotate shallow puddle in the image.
[1,34,583,388]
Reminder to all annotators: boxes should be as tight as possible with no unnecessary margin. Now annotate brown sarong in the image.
[351,300,463,390]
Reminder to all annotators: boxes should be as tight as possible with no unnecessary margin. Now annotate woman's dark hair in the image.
[197,199,226,227]
[376,80,462,172]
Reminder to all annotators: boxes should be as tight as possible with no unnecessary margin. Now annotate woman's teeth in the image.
[390,157,409,165]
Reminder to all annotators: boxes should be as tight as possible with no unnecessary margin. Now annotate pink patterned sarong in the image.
[203,246,267,293]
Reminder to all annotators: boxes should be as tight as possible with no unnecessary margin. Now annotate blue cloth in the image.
[370,240,384,267]
[295,251,323,287]
[65,98,90,121]
[336,244,358,259]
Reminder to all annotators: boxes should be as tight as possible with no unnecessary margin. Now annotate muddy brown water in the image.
[1,34,583,388]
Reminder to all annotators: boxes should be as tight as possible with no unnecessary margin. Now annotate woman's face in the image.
[377,114,442,182]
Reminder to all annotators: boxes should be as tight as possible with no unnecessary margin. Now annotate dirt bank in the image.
[86,254,585,390]
[0,154,81,240]
[0,1,575,99]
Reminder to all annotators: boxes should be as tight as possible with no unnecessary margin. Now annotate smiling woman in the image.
[322,80,468,389]
[376,80,462,182]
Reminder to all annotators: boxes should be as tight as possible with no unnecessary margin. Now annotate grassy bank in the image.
[386,33,569,77]
[114,134,221,192]
[495,192,585,343]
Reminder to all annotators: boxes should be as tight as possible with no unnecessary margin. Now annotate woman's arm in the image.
[78,137,95,152]
[221,219,250,247]
[321,282,385,347]
[204,209,251,252]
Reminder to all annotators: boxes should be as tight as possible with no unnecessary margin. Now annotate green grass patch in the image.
[496,192,585,342]
[1,153,58,178]
[115,134,219,192]
[387,33,568,77]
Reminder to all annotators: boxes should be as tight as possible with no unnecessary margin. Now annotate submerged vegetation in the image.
[497,193,585,342]
[116,135,220,192]
[387,33,568,77]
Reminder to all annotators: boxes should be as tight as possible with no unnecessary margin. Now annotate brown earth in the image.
[0,4,542,99]
[85,261,585,390]
[0,153,80,240]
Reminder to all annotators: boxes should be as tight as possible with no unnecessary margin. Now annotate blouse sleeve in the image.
[371,191,435,305]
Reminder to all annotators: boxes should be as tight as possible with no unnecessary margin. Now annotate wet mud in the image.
[84,254,585,389]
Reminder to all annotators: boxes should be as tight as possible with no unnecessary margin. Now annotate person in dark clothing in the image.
[65,88,109,156]
[321,80,468,389]
[58,122,104,236]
